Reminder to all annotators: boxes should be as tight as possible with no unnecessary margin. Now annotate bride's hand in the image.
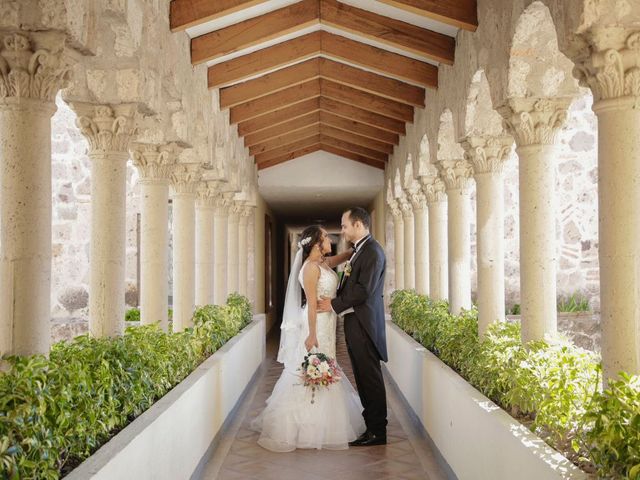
[305,334,319,352]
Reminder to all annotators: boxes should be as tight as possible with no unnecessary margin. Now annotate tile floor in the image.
[199,319,449,480]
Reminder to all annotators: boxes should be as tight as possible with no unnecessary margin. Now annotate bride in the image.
[250,225,366,452]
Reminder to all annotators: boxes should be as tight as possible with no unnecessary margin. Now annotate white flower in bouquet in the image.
[299,351,342,403]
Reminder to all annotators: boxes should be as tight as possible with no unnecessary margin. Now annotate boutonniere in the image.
[344,261,352,277]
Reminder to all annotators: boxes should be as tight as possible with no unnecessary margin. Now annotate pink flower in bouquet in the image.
[299,352,342,403]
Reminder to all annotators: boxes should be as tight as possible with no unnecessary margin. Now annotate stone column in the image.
[410,191,429,295]
[420,170,448,301]
[437,159,473,314]
[72,102,139,339]
[195,181,217,307]
[130,143,178,331]
[576,31,640,378]
[386,187,404,290]
[463,136,513,336]
[213,195,230,305]
[238,206,252,297]
[170,164,200,332]
[0,31,70,356]
[227,202,241,296]
[500,97,570,344]
[399,197,415,290]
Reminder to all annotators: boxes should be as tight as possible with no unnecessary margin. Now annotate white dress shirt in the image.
[335,234,371,316]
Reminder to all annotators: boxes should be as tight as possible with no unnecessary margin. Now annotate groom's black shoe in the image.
[349,431,387,447]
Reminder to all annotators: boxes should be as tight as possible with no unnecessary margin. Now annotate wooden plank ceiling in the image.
[170,0,477,169]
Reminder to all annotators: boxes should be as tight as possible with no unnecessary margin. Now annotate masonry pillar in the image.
[130,143,179,331]
[72,102,139,338]
[213,195,230,305]
[170,164,200,331]
[463,136,513,336]
[420,169,448,301]
[195,181,217,306]
[576,30,640,378]
[437,159,473,314]
[0,31,70,355]
[500,97,571,343]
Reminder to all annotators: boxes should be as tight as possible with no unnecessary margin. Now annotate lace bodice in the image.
[298,262,339,358]
[298,262,339,299]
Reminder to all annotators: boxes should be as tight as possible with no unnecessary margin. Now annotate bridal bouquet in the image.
[299,352,342,404]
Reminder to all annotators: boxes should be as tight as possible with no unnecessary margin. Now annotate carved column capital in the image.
[0,31,71,105]
[498,97,571,147]
[213,192,232,215]
[386,180,402,218]
[71,103,139,154]
[131,142,181,183]
[462,135,514,175]
[170,163,201,196]
[196,180,220,208]
[418,169,447,204]
[436,159,474,192]
[574,31,640,105]
[239,205,253,225]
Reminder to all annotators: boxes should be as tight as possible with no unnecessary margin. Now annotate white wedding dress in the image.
[250,262,366,452]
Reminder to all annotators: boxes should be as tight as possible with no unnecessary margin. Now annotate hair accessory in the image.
[297,236,312,248]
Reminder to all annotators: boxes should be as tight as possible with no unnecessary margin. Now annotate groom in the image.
[318,207,388,446]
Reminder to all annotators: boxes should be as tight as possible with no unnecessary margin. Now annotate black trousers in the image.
[343,313,387,436]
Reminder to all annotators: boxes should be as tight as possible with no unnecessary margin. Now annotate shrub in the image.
[557,293,591,313]
[124,307,140,322]
[0,296,252,480]
[390,289,638,479]
[584,373,640,479]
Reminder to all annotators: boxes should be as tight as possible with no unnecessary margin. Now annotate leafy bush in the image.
[0,296,252,480]
[508,303,521,315]
[585,373,640,479]
[124,307,140,322]
[557,293,591,313]
[391,289,639,479]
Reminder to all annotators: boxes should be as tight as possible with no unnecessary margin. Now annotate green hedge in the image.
[390,289,640,480]
[0,294,252,480]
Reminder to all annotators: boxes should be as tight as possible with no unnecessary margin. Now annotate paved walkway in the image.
[199,319,450,480]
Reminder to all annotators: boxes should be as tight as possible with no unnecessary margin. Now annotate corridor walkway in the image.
[198,319,451,480]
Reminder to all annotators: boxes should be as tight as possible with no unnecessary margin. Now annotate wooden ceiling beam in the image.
[319,111,399,145]
[319,135,388,162]
[254,135,322,164]
[191,0,319,64]
[320,31,437,88]
[249,124,320,156]
[208,32,322,88]
[318,58,424,107]
[207,31,437,89]
[220,58,320,109]
[377,0,478,32]
[257,144,322,169]
[229,79,321,124]
[320,125,393,154]
[319,97,405,134]
[320,79,413,122]
[220,57,425,109]
[320,144,386,169]
[237,97,321,135]
[320,0,454,64]
[170,0,269,32]
[244,112,320,147]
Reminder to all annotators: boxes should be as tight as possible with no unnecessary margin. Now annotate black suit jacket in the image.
[331,237,387,362]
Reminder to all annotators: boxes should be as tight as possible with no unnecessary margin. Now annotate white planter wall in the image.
[66,314,266,480]
[385,320,588,480]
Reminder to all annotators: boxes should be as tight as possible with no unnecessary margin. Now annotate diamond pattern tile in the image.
[198,319,449,480]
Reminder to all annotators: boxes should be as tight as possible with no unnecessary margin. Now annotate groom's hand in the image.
[317,296,332,313]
